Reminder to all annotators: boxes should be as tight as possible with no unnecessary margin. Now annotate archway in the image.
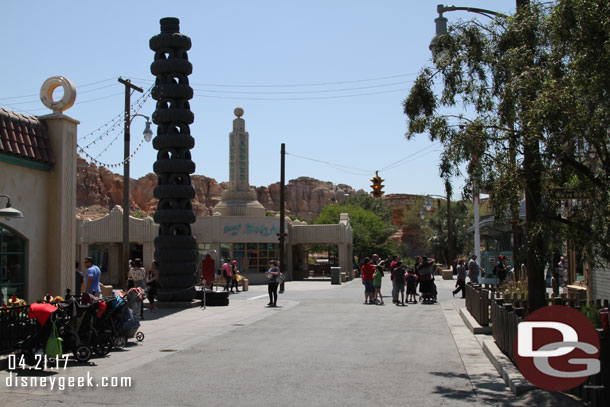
[0,224,27,304]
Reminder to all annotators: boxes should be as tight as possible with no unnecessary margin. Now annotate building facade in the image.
[0,77,78,303]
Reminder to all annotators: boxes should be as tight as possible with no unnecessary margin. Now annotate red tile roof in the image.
[0,108,55,165]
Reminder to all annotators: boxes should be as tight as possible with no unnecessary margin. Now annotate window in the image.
[218,242,279,273]
[0,225,26,304]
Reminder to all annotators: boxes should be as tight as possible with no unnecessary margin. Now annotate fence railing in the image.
[490,299,524,363]
[484,295,609,407]
[465,283,494,326]
[0,305,38,355]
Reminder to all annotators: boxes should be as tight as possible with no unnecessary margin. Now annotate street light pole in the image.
[118,77,143,290]
[424,193,451,265]
[279,143,287,291]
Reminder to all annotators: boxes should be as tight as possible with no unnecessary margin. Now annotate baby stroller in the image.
[55,297,101,362]
[15,303,63,366]
[100,290,144,349]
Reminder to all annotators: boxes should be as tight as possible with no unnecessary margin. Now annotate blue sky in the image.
[1,0,517,197]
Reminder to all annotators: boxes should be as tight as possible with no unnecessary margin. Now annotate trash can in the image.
[331,267,341,285]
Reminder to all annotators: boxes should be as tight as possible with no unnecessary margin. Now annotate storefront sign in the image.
[223,223,280,237]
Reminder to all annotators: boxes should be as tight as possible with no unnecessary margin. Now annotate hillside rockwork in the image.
[76,157,362,221]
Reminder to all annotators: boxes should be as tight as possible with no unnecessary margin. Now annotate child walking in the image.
[373,266,384,305]
[406,268,418,304]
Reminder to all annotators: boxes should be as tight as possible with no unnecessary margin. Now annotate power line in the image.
[380,141,443,171]
[286,152,372,176]
[0,77,118,101]
[286,142,444,178]
[192,80,415,95]
[130,72,419,88]
[194,87,411,101]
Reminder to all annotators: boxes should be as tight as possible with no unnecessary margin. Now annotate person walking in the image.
[361,257,375,304]
[230,260,240,293]
[266,260,280,307]
[392,261,406,306]
[468,254,481,284]
[452,258,466,298]
[221,259,233,292]
[83,256,101,296]
[146,260,160,311]
[389,255,399,304]
[129,258,147,289]
[373,265,384,305]
[493,255,507,285]
[75,261,83,296]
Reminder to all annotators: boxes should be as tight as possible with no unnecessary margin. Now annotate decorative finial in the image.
[40,76,77,114]
[234,107,244,118]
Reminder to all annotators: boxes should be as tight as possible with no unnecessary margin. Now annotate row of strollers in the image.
[1,289,144,367]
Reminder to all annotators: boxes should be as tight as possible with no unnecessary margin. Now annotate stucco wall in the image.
[0,160,49,302]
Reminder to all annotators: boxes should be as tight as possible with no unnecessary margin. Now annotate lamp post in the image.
[0,194,23,219]
[118,77,153,289]
[422,192,452,265]
[430,1,548,313]
[430,5,504,268]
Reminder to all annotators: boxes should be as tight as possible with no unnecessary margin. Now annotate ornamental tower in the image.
[214,107,266,217]
[150,17,196,302]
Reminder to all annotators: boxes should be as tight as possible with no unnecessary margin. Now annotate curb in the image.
[459,307,492,334]
[481,338,535,396]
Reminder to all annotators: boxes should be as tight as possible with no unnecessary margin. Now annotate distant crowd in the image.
[358,253,512,305]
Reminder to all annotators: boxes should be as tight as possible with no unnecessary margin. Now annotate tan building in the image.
[0,77,78,303]
[77,108,353,286]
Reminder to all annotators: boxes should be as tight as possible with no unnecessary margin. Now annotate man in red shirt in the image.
[361,257,375,304]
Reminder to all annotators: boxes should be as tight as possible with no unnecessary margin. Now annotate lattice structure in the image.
[150,17,196,302]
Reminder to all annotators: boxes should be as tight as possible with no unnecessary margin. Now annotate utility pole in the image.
[279,143,286,292]
[118,77,143,290]
[446,179,453,267]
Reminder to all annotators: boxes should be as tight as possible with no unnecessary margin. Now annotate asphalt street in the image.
[0,275,584,406]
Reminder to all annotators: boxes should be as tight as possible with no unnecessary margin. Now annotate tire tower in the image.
[150,17,196,302]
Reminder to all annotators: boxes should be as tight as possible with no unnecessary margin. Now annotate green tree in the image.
[427,201,472,263]
[314,204,396,262]
[403,0,610,312]
[339,193,392,223]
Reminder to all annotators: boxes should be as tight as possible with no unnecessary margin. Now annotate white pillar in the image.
[42,113,79,297]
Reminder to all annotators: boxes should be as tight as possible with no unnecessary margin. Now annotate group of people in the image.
[360,254,437,306]
[452,254,511,298]
[75,257,160,311]
[220,259,242,293]
[219,258,282,308]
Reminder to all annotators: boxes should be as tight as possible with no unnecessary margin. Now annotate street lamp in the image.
[423,193,453,265]
[429,5,504,266]
[118,76,153,289]
[0,194,23,219]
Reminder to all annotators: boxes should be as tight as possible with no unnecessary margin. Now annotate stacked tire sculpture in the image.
[150,18,197,302]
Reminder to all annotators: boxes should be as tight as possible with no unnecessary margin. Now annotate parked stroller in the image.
[97,290,144,349]
[418,261,438,304]
[15,303,62,366]
[418,278,438,304]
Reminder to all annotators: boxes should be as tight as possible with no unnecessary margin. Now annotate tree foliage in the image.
[314,203,396,261]
[403,0,610,272]
[339,193,392,223]
[427,201,473,262]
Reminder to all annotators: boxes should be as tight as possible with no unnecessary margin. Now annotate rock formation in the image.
[76,158,362,222]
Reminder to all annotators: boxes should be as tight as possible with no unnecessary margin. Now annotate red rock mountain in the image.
[76,156,362,221]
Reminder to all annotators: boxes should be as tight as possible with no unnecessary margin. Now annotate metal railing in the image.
[0,305,38,355]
